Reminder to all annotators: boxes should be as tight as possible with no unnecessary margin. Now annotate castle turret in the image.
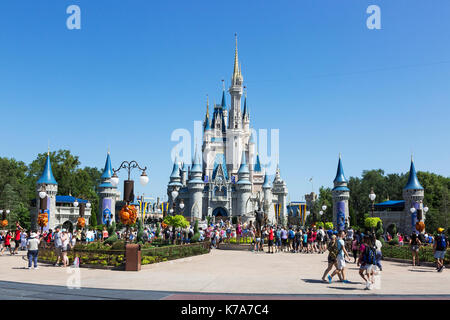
[272,165,288,223]
[228,34,243,130]
[188,149,204,221]
[242,94,250,132]
[262,170,273,220]
[402,157,424,234]
[35,150,58,232]
[332,154,350,231]
[98,151,117,226]
[236,151,252,217]
[181,162,188,186]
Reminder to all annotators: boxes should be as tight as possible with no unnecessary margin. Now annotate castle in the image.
[167,36,288,223]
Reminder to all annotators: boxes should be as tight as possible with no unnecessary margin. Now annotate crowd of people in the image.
[0,219,447,277]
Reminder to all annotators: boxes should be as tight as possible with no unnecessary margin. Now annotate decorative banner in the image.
[102,198,112,225]
[411,201,419,234]
[337,201,346,231]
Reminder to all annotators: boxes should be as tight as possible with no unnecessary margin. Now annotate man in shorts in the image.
[434,228,448,272]
[53,227,62,266]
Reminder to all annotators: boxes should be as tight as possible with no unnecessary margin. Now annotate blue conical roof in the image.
[238,151,249,174]
[37,154,57,185]
[191,149,202,173]
[101,153,113,179]
[254,154,262,172]
[404,160,423,190]
[333,156,347,183]
[170,157,181,178]
[221,90,226,109]
[249,130,256,144]
[204,118,211,131]
[242,97,248,117]
[262,171,271,188]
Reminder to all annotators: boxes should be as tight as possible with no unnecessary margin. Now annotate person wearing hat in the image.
[27,232,40,270]
[433,228,448,272]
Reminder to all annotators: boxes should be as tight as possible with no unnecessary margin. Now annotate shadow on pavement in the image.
[301,279,327,284]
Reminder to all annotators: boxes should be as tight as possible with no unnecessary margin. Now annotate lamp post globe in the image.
[39,191,47,199]
[322,205,327,211]
[73,199,79,207]
[171,190,178,200]
[139,171,149,186]
[180,202,185,209]
[423,206,429,213]
[86,202,91,209]
[410,207,416,213]
[6,210,10,214]
[111,173,119,187]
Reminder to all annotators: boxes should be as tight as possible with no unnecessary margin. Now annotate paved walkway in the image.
[0,249,449,299]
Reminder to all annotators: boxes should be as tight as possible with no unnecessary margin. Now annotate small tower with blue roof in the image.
[235,151,252,217]
[332,154,350,231]
[34,149,58,232]
[98,151,118,225]
[402,156,425,234]
[188,149,204,221]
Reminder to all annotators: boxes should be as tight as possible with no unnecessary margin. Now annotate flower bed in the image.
[381,244,450,265]
[38,241,211,269]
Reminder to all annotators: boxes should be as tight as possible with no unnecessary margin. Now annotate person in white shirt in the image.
[27,232,41,269]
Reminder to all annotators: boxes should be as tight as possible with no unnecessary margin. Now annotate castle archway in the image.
[212,207,228,217]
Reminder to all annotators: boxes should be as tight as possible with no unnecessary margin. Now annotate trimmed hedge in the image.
[381,244,450,265]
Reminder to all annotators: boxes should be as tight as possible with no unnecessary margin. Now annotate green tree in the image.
[163,215,189,229]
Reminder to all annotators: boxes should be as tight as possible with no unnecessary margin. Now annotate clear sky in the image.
[1,0,449,202]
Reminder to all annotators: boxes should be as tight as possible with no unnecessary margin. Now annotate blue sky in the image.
[1,0,449,202]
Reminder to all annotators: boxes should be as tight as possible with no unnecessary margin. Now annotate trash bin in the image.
[125,243,141,271]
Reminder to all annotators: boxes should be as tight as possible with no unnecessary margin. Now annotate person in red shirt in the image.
[268,226,274,254]
[4,231,13,255]
[13,223,22,255]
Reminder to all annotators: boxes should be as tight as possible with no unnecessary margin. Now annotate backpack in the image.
[289,230,295,239]
[363,245,377,265]
[436,235,447,251]
[317,232,323,241]
[328,242,339,259]
[275,230,281,239]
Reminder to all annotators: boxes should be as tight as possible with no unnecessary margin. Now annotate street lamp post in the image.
[321,205,327,222]
[369,188,376,217]
[110,160,149,242]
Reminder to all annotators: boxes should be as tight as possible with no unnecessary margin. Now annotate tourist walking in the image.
[322,235,342,282]
[409,233,421,267]
[0,231,4,255]
[317,226,325,253]
[268,226,274,254]
[13,223,22,255]
[281,227,288,252]
[20,230,28,251]
[275,227,281,253]
[53,227,62,266]
[61,229,70,267]
[294,228,302,253]
[26,232,40,270]
[433,228,447,272]
[328,231,351,283]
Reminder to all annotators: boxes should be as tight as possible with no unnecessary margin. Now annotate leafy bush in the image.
[387,223,397,236]
[324,222,333,230]
[389,237,399,245]
[365,217,382,229]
